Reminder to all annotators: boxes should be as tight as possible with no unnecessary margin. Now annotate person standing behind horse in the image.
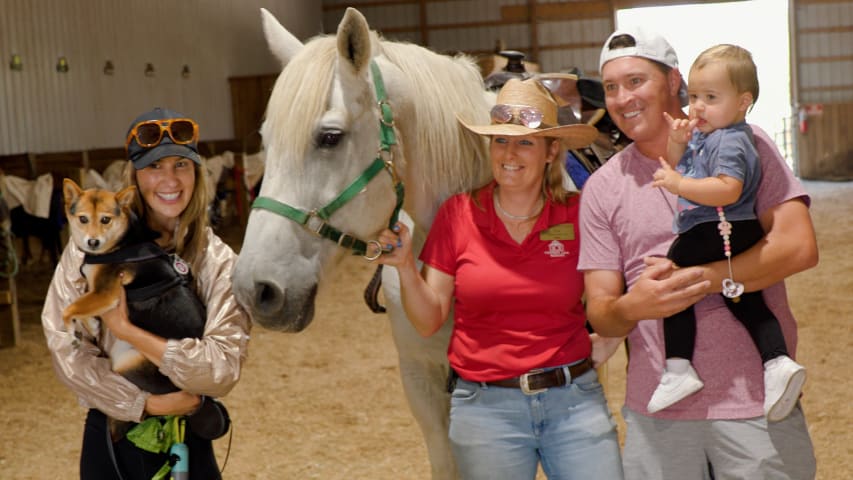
[375,78,624,480]
[579,27,817,479]
[41,107,251,479]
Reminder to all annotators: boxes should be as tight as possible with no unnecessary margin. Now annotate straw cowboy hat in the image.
[458,78,598,150]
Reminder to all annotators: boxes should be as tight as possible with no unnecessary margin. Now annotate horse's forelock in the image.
[264,37,338,171]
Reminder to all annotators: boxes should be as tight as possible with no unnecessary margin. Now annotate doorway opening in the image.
[616,0,793,166]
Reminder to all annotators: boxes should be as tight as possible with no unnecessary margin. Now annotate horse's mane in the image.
[262,33,492,200]
[378,40,492,199]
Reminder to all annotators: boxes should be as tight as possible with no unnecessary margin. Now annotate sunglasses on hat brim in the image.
[490,104,546,129]
[126,118,199,149]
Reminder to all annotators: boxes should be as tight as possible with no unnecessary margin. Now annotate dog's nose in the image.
[87,238,100,249]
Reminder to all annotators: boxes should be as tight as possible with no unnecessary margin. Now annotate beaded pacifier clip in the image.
[717,206,744,300]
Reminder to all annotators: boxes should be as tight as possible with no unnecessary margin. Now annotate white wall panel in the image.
[799,31,853,57]
[794,0,853,104]
[324,4,420,34]
[0,0,321,155]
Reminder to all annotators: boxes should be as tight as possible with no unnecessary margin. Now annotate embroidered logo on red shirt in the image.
[545,240,568,258]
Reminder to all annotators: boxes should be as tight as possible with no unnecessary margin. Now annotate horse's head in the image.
[233,8,402,331]
[233,8,491,332]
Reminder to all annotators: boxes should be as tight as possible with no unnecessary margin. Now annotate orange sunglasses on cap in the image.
[125,118,199,149]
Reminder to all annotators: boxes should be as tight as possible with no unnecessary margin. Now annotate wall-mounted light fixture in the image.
[56,56,69,73]
[181,64,191,79]
[10,53,22,71]
[103,60,115,75]
[144,62,155,77]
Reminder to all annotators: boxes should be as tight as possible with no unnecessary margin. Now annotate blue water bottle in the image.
[169,442,189,480]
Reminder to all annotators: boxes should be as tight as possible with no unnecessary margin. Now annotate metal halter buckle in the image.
[304,212,326,236]
[519,369,547,395]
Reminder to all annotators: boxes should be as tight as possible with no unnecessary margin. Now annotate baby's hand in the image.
[663,112,698,145]
[652,157,683,195]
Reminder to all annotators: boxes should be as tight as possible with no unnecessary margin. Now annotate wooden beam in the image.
[613,0,743,7]
[539,41,607,51]
[799,25,853,34]
[529,0,540,62]
[800,84,853,92]
[799,54,853,63]
[503,1,611,21]
[381,18,523,34]
[795,0,853,4]
[323,0,471,11]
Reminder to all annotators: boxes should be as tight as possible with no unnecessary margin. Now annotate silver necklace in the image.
[493,189,543,221]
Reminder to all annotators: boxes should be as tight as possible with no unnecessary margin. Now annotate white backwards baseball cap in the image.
[599,26,688,107]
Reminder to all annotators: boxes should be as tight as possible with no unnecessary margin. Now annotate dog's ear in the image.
[115,185,137,210]
[63,178,83,212]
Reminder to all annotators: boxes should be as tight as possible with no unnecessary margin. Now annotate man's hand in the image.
[627,257,710,320]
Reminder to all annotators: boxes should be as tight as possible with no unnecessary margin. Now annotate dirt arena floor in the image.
[0,179,850,479]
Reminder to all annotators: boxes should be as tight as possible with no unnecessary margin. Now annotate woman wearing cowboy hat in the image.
[375,78,623,479]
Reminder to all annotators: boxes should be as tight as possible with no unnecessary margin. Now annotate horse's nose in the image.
[250,281,319,332]
[254,281,286,316]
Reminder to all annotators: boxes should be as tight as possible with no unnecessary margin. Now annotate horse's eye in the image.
[316,129,343,148]
[100,216,111,225]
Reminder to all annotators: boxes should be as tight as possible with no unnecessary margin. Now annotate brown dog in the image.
[61,178,206,439]
[62,179,137,341]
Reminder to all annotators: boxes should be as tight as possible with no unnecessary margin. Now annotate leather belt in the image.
[485,358,593,395]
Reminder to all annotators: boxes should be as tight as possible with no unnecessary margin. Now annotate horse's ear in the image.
[260,8,304,69]
[336,8,372,75]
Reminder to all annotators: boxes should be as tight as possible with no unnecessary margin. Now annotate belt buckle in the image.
[519,369,547,395]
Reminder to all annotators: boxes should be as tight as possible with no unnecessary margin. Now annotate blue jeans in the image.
[449,368,624,480]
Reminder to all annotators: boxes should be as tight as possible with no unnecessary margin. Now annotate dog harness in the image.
[82,242,192,301]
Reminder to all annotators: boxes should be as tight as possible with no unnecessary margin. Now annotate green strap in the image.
[316,157,387,219]
[370,60,397,151]
[252,197,309,224]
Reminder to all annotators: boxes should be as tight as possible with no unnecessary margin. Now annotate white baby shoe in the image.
[764,356,806,422]
[647,364,704,413]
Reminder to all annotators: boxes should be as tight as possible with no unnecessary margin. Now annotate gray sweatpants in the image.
[622,405,816,480]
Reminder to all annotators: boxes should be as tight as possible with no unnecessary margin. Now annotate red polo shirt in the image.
[421,182,590,382]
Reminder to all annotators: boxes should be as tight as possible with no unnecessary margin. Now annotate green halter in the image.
[252,60,405,260]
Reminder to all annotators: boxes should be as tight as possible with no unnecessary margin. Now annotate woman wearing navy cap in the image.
[42,108,251,479]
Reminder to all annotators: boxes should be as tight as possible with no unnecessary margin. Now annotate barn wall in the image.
[321,0,614,77]
[0,0,321,155]
[793,0,853,179]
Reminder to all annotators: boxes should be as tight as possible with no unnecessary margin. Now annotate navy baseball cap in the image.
[125,107,202,169]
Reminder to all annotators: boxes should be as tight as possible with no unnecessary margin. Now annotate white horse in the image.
[231,8,493,479]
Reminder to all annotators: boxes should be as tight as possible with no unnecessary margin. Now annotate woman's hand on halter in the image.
[374,222,416,271]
